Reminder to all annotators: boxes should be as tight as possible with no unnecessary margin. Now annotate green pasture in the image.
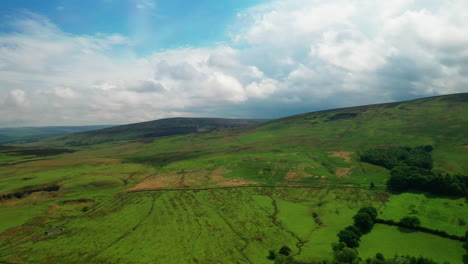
[379,193,468,236]
[359,224,465,264]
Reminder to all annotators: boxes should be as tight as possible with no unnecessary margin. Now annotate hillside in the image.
[0,93,466,263]
[40,118,267,147]
[0,125,114,145]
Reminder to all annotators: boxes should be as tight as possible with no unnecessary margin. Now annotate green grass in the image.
[0,188,386,263]
[359,224,465,264]
[379,193,468,236]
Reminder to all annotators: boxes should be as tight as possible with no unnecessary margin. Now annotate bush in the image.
[400,216,421,228]
[279,246,292,256]
[267,250,276,260]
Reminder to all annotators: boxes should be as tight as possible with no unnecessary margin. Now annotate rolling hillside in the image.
[0,93,466,263]
[39,118,267,147]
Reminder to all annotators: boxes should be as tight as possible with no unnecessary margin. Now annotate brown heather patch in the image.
[285,171,299,181]
[127,173,180,191]
[209,168,233,181]
[285,168,315,181]
[128,167,259,191]
[464,145,468,149]
[218,178,258,187]
[328,151,353,162]
[335,167,351,178]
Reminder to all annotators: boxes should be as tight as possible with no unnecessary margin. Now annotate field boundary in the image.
[126,184,386,193]
[375,219,465,241]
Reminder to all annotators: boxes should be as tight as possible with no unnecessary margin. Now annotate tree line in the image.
[360,145,433,170]
[388,165,467,197]
[360,145,467,198]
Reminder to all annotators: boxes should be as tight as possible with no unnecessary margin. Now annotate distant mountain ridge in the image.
[0,125,114,145]
[44,117,267,147]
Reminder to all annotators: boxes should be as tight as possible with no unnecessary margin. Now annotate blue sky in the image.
[0,0,265,54]
[0,0,467,126]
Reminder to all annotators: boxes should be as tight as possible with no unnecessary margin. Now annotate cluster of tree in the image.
[388,165,467,197]
[337,207,378,248]
[267,246,293,262]
[360,146,433,170]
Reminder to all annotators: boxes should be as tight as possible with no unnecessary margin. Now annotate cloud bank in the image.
[1,0,468,126]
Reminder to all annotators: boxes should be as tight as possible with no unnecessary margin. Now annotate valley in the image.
[0,94,467,263]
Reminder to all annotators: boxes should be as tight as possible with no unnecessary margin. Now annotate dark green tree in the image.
[400,216,421,229]
[279,246,292,256]
[267,250,276,260]
[353,212,374,233]
[358,207,378,221]
[333,247,359,263]
[337,229,360,248]
[345,225,362,236]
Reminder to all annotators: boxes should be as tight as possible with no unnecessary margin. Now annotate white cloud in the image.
[1,1,468,126]
[136,0,156,9]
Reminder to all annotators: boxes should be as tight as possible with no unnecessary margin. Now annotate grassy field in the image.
[0,188,387,263]
[359,224,465,264]
[379,193,467,236]
[0,94,466,263]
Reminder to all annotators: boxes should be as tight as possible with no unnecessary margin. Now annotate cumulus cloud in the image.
[1,1,468,126]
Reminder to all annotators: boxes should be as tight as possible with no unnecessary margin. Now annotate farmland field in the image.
[0,188,386,263]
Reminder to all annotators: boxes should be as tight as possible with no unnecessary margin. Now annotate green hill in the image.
[0,93,466,263]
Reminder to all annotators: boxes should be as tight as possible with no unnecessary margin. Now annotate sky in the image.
[0,0,467,127]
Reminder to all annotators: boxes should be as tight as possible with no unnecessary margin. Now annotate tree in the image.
[370,182,375,189]
[345,225,362,237]
[267,250,276,260]
[337,229,360,248]
[358,207,378,221]
[375,253,385,261]
[400,216,421,229]
[279,246,292,256]
[333,247,359,263]
[353,212,374,233]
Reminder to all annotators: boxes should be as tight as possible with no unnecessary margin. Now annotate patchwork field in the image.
[1,188,387,263]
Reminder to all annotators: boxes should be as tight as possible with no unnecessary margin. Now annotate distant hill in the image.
[42,118,267,147]
[0,125,114,145]
[113,93,467,179]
